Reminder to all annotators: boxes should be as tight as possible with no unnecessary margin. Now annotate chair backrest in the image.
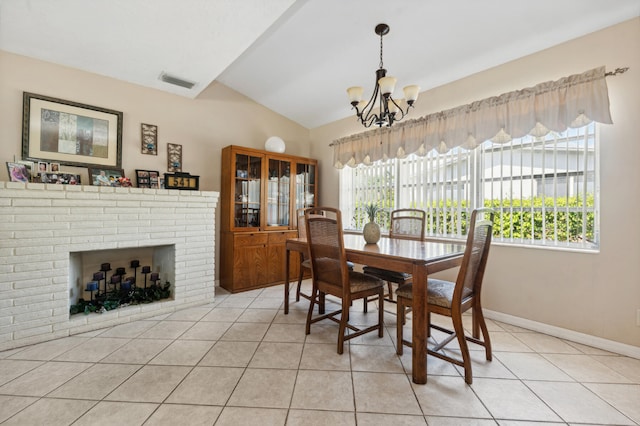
[390,209,426,240]
[454,208,495,304]
[304,207,349,294]
[297,207,326,239]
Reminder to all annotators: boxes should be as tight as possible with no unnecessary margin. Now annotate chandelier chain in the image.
[379,31,384,69]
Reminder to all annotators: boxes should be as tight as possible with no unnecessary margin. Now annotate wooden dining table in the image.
[284,233,466,384]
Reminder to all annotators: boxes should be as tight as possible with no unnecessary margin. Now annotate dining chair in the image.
[396,208,495,384]
[362,208,426,311]
[304,207,385,354]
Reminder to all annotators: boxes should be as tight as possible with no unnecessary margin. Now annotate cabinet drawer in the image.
[235,233,268,246]
[268,231,297,244]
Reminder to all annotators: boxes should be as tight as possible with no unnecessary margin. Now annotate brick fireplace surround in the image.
[0,182,219,351]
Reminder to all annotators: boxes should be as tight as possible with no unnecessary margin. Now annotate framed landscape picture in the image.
[88,167,125,186]
[135,169,160,188]
[22,92,123,168]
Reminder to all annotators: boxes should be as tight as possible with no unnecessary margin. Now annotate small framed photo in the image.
[88,167,125,187]
[38,161,48,173]
[141,123,158,155]
[7,162,29,182]
[40,172,80,185]
[135,169,160,188]
[16,160,35,181]
[50,162,60,172]
[167,143,182,172]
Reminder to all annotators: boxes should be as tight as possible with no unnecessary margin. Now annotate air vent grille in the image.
[159,72,196,89]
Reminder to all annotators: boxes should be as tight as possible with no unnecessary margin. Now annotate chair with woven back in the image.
[304,207,385,354]
[362,208,426,311]
[395,208,495,384]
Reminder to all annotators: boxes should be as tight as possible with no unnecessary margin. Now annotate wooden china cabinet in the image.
[220,145,318,292]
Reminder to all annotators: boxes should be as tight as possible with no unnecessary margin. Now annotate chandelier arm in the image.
[388,96,407,121]
[359,78,381,125]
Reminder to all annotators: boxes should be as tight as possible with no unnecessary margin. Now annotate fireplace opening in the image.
[69,245,175,316]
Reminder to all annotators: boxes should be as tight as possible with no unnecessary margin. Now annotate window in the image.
[339,123,598,250]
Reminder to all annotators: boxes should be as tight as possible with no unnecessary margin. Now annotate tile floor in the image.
[0,282,639,425]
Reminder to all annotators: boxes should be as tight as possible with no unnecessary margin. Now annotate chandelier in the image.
[347,23,420,128]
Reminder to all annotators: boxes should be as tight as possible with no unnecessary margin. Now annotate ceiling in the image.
[1,0,638,129]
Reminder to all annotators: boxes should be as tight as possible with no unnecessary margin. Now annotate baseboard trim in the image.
[484,309,640,360]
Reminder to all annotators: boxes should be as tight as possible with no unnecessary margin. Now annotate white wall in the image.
[310,18,640,349]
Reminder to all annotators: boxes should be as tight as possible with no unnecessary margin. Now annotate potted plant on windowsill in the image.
[362,203,381,244]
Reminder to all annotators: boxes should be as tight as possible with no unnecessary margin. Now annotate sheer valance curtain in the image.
[332,66,613,169]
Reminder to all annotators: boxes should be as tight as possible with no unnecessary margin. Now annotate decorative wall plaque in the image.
[167,143,182,172]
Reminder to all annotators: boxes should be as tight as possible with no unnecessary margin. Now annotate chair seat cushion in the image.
[363,266,411,282]
[396,279,473,309]
[348,271,385,293]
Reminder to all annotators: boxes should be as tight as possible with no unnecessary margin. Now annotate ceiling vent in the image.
[159,72,196,89]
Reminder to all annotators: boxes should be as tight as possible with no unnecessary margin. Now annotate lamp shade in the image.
[347,86,364,103]
[378,76,397,95]
[403,85,420,102]
[265,136,285,153]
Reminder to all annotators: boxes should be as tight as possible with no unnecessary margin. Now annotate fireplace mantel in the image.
[0,182,219,351]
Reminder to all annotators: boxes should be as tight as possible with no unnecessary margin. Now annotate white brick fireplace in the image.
[0,182,219,351]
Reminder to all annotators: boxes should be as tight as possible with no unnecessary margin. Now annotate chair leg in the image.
[305,285,318,335]
[475,307,492,361]
[396,296,404,355]
[452,311,473,384]
[296,263,305,302]
[337,297,350,354]
[387,282,394,302]
[363,297,368,313]
[378,288,384,338]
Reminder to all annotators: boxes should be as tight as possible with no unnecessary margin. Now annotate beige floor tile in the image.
[227,368,297,408]
[7,336,89,361]
[1,397,96,426]
[0,361,92,397]
[179,320,232,340]
[0,395,38,423]
[542,353,632,383]
[48,363,140,399]
[198,340,259,367]
[215,407,288,426]
[526,380,634,425]
[450,349,516,379]
[248,342,303,369]
[291,370,354,411]
[0,359,44,386]
[96,320,158,338]
[218,296,256,309]
[200,307,245,322]
[353,372,422,415]
[304,323,345,344]
[349,344,404,373]
[0,347,26,359]
[259,285,287,298]
[487,332,535,353]
[470,378,562,422]
[495,352,573,381]
[591,355,640,383]
[106,338,173,364]
[144,404,222,426]
[165,306,212,321]
[493,321,532,333]
[397,348,461,377]
[72,401,158,426]
[105,365,191,403]
[237,308,278,323]
[583,383,640,424]
[249,296,284,309]
[273,308,309,324]
[221,322,270,341]
[53,337,131,362]
[513,332,582,354]
[138,320,195,339]
[427,417,498,425]
[412,375,491,418]
[300,343,352,371]
[263,323,308,343]
[288,409,356,425]
[564,340,618,355]
[348,327,394,346]
[358,412,427,425]
[497,422,564,426]
[148,339,214,365]
[166,366,243,405]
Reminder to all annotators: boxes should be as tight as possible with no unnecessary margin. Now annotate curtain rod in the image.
[605,67,629,76]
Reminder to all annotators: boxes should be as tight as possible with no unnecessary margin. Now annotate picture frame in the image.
[135,169,160,188]
[167,143,182,172]
[16,160,35,181]
[141,123,158,155]
[40,172,81,185]
[22,92,123,168]
[88,167,125,187]
[6,162,29,182]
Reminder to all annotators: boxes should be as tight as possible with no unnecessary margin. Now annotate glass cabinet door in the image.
[295,162,316,210]
[234,153,262,228]
[266,158,291,227]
